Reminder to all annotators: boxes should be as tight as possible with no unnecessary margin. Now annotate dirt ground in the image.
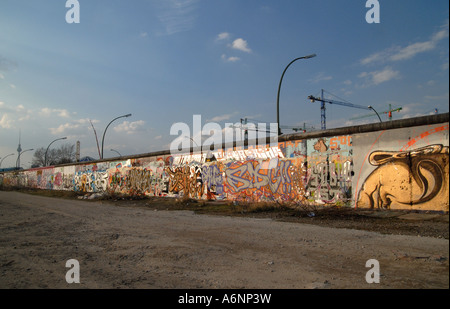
[0,189,448,289]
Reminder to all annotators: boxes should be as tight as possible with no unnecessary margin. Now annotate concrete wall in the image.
[1,113,448,211]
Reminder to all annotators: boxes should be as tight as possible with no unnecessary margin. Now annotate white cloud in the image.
[360,47,398,65]
[113,120,145,134]
[371,67,400,84]
[309,72,333,83]
[390,41,437,62]
[217,32,230,41]
[0,102,32,122]
[361,19,449,65]
[157,0,199,35]
[216,33,253,62]
[207,112,238,122]
[39,107,72,118]
[221,54,240,62]
[231,38,252,53]
[359,66,400,86]
[50,123,74,135]
[0,114,13,129]
[0,73,4,79]
[49,118,98,135]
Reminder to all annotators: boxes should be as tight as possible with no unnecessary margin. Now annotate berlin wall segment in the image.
[1,114,448,212]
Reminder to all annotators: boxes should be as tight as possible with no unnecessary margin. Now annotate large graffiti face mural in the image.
[1,121,448,211]
[357,144,449,210]
[353,123,449,211]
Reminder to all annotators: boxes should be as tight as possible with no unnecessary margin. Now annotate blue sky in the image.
[1,0,449,168]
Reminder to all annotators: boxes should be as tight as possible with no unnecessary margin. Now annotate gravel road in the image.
[0,191,448,289]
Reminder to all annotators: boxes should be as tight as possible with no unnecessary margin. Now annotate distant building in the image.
[79,156,96,162]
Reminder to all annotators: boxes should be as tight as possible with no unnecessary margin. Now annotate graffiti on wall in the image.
[357,144,449,210]
[305,136,354,205]
[278,140,306,158]
[202,163,224,199]
[223,159,305,202]
[165,165,204,199]
[73,170,108,192]
[2,121,448,212]
[306,160,353,203]
[108,159,169,196]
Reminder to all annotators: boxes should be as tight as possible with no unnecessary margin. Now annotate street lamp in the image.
[368,106,383,123]
[277,54,317,135]
[16,149,34,169]
[182,135,199,147]
[176,135,199,153]
[0,153,15,168]
[45,137,67,166]
[110,149,122,157]
[101,114,132,159]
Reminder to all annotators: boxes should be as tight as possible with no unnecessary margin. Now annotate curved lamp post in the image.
[0,153,15,168]
[16,149,34,169]
[110,149,122,157]
[178,135,200,154]
[368,106,383,123]
[182,135,199,147]
[277,54,317,135]
[45,137,67,166]
[101,114,132,159]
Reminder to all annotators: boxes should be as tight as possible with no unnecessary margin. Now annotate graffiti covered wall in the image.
[1,117,448,211]
[353,123,449,211]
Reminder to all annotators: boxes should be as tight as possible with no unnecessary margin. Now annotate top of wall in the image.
[280,112,449,142]
[2,112,448,172]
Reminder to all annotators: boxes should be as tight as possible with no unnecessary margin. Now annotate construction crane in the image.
[308,89,381,130]
[350,104,402,121]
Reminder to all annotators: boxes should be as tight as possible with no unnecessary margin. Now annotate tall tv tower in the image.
[16,130,22,169]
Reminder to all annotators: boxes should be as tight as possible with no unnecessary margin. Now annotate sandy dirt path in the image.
[0,191,448,289]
